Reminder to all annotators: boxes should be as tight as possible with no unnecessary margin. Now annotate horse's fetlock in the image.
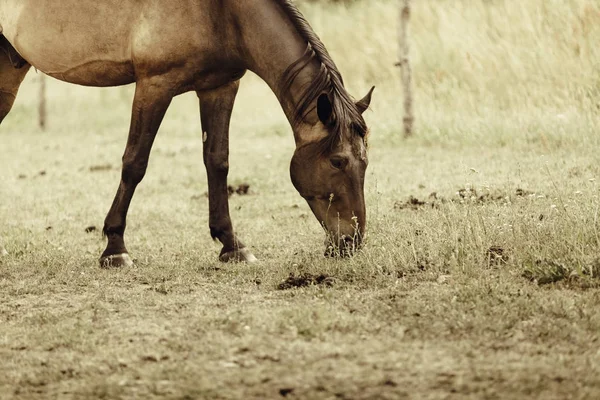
[103,225,125,238]
[210,225,232,241]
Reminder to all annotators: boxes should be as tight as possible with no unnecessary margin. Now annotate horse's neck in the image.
[236,0,320,128]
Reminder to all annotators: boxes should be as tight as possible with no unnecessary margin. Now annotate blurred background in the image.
[5,0,599,149]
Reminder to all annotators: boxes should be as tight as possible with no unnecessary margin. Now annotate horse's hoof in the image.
[219,248,258,263]
[99,253,133,268]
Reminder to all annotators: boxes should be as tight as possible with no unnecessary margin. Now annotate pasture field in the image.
[1,0,600,398]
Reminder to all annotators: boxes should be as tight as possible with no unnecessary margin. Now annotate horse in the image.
[0,0,374,267]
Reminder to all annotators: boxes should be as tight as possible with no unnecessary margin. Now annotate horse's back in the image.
[0,0,142,85]
[0,0,250,89]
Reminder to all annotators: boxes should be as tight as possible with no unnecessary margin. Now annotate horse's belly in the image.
[3,0,137,86]
[14,43,136,87]
[43,60,135,87]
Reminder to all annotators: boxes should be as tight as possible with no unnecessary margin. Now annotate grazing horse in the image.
[0,0,373,267]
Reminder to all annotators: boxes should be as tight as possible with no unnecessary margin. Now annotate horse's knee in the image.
[121,158,148,185]
[204,151,229,175]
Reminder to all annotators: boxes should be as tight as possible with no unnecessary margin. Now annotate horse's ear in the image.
[317,93,333,125]
[356,86,375,114]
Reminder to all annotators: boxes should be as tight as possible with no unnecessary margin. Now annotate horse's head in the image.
[290,87,374,256]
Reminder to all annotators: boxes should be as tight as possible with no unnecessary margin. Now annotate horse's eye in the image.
[330,156,348,170]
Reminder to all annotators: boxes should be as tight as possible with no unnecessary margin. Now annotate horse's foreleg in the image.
[198,81,257,263]
[100,78,173,268]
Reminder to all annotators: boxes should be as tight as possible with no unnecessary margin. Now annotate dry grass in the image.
[1,0,600,398]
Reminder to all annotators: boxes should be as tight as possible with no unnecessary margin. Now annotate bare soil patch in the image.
[487,245,509,265]
[228,183,251,196]
[89,164,113,172]
[277,273,335,290]
[395,187,537,210]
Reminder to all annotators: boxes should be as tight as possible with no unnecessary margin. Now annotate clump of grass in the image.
[522,258,600,287]
[522,260,571,285]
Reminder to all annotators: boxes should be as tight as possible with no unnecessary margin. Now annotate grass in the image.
[1,0,600,398]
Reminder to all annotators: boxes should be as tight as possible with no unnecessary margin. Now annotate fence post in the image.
[397,0,414,137]
[39,73,47,130]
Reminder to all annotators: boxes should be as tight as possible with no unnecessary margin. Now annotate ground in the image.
[1,1,600,399]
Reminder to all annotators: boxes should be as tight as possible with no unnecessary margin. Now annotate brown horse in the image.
[0,0,373,267]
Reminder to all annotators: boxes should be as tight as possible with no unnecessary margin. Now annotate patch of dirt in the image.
[414,257,440,272]
[279,388,294,397]
[89,164,112,172]
[394,195,431,211]
[277,273,334,290]
[394,192,442,210]
[382,378,398,387]
[456,187,505,203]
[515,188,534,197]
[192,183,251,200]
[488,246,509,265]
[395,188,537,210]
[140,355,168,362]
[228,183,251,197]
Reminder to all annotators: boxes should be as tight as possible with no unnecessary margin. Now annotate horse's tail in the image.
[0,33,30,123]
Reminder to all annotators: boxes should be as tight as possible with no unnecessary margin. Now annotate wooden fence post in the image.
[39,73,47,130]
[397,0,414,137]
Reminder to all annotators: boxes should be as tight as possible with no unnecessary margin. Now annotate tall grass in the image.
[301,0,600,146]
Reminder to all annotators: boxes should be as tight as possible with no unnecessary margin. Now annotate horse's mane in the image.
[275,0,367,150]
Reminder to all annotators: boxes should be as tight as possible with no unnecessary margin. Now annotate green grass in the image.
[1,0,600,398]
